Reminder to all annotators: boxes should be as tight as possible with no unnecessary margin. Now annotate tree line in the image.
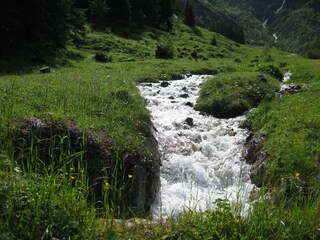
[0,0,178,52]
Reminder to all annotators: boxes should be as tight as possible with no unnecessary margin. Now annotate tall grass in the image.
[0,21,320,239]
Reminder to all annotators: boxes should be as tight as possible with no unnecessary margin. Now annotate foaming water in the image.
[138,75,255,220]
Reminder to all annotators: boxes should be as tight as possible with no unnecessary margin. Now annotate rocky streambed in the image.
[139,75,256,220]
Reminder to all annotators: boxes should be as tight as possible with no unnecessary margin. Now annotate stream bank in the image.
[139,75,255,220]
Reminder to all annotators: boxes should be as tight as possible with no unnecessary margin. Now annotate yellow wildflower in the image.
[295,172,300,177]
[281,177,285,181]
[128,174,134,179]
[234,218,240,224]
[104,181,110,190]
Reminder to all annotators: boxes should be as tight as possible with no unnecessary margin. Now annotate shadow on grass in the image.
[191,26,204,38]
[92,22,162,42]
[0,46,85,75]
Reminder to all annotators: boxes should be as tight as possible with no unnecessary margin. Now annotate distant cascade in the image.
[273,33,278,42]
[138,75,255,220]
[275,0,286,14]
[262,19,269,28]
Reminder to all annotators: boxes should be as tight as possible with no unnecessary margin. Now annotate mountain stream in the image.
[138,75,255,220]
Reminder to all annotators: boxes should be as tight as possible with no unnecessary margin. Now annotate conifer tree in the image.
[143,0,161,27]
[184,1,195,27]
[106,0,131,23]
[160,0,173,30]
[89,0,109,28]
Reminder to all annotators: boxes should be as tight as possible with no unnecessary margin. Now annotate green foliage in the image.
[196,72,279,118]
[89,0,110,28]
[1,14,320,239]
[167,199,242,240]
[262,43,272,61]
[307,48,320,59]
[94,51,113,62]
[211,34,218,46]
[184,1,196,27]
[0,170,95,239]
[246,91,320,184]
[257,64,283,80]
[306,37,320,59]
[155,35,175,59]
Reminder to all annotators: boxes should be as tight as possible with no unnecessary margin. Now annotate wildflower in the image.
[104,181,110,190]
[295,172,300,178]
[234,218,240,224]
[281,177,285,182]
[316,175,320,181]
[128,174,134,179]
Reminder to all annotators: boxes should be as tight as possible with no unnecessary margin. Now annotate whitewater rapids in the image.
[138,75,255,220]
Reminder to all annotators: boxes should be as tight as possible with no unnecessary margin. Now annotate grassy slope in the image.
[0,20,320,239]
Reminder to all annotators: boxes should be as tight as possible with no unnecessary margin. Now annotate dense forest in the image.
[0,0,250,54]
[0,0,178,52]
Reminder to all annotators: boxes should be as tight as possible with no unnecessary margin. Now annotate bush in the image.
[257,64,283,80]
[307,49,320,59]
[211,35,217,46]
[155,35,175,59]
[195,72,279,118]
[94,52,112,62]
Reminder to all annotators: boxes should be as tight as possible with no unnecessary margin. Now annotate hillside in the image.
[189,0,320,56]
[1,13,320,240]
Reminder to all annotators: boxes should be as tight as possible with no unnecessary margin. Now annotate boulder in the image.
[94,52,112,62]
[123,123,161,215]
[244,132,269,187]
[257,74,267,83]
[185,117,194,127]
[161,81,170,87]
[179,93,189,98]
[40,66,51,73]
[280,83,301,94]
[185,102,193,107]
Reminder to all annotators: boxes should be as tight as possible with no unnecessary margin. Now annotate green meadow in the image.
[1,21,320,239]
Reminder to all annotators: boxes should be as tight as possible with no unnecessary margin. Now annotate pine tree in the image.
[159,0,173,30]
[130,0,144,22]
[106,0,131,23]
[184,1,195,27]
[142,0,161,27]
[89,0,110,28]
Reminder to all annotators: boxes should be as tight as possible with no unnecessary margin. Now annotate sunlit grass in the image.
[0,20,320,238]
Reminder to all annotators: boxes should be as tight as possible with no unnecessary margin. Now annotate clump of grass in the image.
[0,164,96,239]
[256,63,283,80]
[195,72,279,118]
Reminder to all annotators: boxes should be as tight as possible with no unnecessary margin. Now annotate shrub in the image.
[211,35,217,46]
[155,35,175,59]
[94,52,112,62]
[257,64,283,80]
[307,49,320,59]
